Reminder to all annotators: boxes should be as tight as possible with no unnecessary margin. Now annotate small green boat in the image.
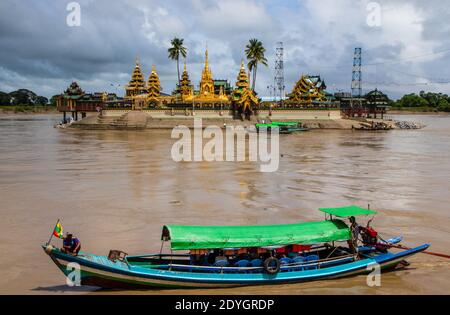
[255,121,309,134]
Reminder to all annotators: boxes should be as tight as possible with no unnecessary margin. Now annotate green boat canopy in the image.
[319,205,377,218]
[162,220,351,250]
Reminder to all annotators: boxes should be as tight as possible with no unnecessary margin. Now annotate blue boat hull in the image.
[43,243,429,289]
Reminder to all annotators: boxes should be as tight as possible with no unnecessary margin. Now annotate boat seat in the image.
[250,259,263,268]
[306,255,319,261]
[280,257,293,265]
[293,256,305,263]
[291,256,306,271]
[234,259,251,268]
[213,260,229,268]
[304,255,319,270]
[287,252,299,259]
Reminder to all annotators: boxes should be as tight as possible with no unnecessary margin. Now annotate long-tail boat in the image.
[43,206,429,289]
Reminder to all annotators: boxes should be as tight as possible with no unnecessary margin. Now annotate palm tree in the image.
[245,39,268,91]
[168,38,187,90]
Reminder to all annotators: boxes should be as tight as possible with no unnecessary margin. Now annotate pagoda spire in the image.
[199,46,214,96]
[204,45,210,73]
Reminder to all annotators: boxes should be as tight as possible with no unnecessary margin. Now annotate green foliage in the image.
[245,38,268,91]
[0,89,50,107]
[392,92,450,112]
[437,98,450,112]
[168,38,187,89]
[0,91,11,105]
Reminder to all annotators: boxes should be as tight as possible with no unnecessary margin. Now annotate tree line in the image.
[392,91,450,112]
[0,89,56,106]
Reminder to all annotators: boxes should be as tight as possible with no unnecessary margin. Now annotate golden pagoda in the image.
[179,61,194,101]
[147,65,161,104]
[194,48,229,103]
[125,58,147,100]
[232,61,259,117]
[287,74,326,103]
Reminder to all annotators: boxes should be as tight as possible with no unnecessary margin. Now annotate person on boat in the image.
[62,233,81,256]
[348,216,361,254]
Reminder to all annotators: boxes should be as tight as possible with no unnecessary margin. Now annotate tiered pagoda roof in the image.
[233,60,259,112]
[125,59,147,99]
[235,60,250,90]
[147,65,161,102]
[64,82,85,99]
[287,74,326,103]
[179,61,193,101]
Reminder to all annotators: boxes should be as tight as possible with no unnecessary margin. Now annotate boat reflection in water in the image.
[43,206,429,290]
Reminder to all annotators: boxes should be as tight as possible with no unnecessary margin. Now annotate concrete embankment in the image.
[68,110,378,130]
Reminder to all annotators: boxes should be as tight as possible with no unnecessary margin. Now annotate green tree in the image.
[0,91,11,106]
[9,89,37,105]
[50,95,59,106]
[245,38,268,91]
[35,96,49,106]
[168,38,187,91]
[437,98,450,112]
[396,93,428,108]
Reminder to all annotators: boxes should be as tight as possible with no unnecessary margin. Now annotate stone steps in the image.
[109,111,149,129]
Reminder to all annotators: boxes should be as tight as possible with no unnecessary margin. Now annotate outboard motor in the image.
[361,226,378,246]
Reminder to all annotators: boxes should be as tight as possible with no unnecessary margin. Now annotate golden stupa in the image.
[194,48,229,103]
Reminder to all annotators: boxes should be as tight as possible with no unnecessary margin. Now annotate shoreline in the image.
[0,108,58,116]
[66,112,397,130]
[389,110,449,115]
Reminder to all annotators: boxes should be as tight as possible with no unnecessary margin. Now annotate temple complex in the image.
[55,43,370,125]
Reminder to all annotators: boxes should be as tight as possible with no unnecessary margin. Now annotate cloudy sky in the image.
[0,0,449,99]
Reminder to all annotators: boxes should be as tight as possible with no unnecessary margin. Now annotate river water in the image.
[0,114,448,294]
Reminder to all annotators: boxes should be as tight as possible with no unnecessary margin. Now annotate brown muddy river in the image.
[0,114,449,294]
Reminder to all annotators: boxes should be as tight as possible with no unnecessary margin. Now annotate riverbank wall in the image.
[68,109,370,130]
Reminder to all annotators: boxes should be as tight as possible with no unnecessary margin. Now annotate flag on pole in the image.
[53,221,64,239]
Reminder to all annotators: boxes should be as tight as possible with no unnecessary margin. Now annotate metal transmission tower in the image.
[274,42,285,105]
[351,47,362,97]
